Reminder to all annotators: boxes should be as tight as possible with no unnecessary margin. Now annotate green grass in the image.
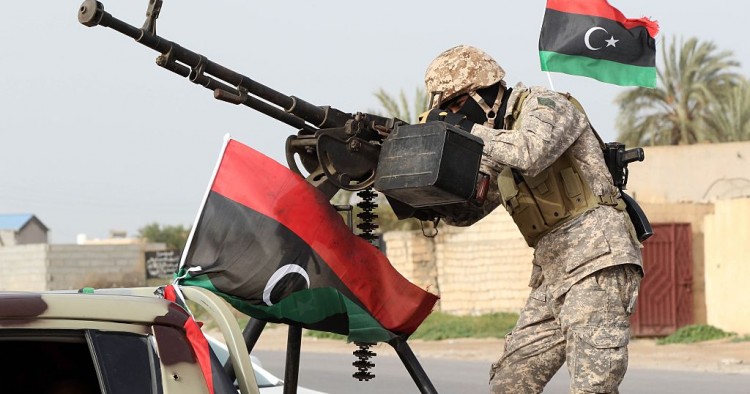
[656,325,734,345]
[730,335,750,343]
[411,312,518,340]
[305,311,519,341]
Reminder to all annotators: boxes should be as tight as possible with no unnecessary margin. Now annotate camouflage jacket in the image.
[456,82,643,298]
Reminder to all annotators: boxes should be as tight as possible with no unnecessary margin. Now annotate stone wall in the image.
[385,208,533,315]
[0,244,48,291]
[47,244,148,290]
[0,243,163,291]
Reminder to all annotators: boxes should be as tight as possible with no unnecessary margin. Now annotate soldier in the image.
[423,45,644,394]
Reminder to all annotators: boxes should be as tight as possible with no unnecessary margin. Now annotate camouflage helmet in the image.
[424,45,505,108]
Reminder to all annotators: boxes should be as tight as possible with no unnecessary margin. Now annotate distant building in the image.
[76,230,142,245]
[0,214,49,246]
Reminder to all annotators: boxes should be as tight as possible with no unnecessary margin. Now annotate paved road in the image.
[253,350,750,393]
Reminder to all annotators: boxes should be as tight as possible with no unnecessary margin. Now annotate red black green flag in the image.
[176,136,438,343]
[163,285,237,394]
[539,0,659,88]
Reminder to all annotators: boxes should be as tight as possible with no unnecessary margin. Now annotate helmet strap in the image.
[469,87,504,128]
[429,91,444,109]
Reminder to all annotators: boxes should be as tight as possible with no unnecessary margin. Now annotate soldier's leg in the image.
[489,285,566,394]
[560,264,642,394]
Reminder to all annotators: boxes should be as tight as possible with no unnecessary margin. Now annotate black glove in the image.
[421,108,476,132]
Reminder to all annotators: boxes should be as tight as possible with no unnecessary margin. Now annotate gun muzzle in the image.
[78,0,105,27]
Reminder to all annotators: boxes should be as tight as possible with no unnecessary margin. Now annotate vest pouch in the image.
[510,181,548,246]
[498,167,546,245]
[525,167,571,228]
[560,166,589,210]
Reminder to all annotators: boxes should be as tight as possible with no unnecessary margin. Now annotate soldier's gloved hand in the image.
[420,108,476,132]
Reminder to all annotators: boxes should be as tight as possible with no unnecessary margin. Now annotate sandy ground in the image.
[248,326,750,374]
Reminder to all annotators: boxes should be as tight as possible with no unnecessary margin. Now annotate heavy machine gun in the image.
[77,0,486,231]
[78,0,392,196]
[77,2,480,393]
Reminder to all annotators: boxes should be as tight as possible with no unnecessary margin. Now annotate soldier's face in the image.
[446,94,469,114]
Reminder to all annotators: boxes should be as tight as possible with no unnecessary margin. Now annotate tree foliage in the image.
[138,222,190,250]
[615,37,746,146]
[703,77,750,142]
[373,86,429,124]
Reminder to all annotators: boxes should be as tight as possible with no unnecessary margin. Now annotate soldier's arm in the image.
[470,90,589,177]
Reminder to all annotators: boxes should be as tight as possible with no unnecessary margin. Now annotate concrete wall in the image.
[385,207,533,315]
[0,244,48,291]
[0,230,14,247]
[47,244,147,290]
[628,141,750,203]
[383,231,438,295]
[704,198,750,335]
[639,202,714,325]
[0,243,159,291]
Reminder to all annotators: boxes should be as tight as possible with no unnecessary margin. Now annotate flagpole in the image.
[546,72,556,91]
[178,133,232,270]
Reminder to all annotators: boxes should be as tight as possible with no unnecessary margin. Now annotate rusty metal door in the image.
[630,223,693,337]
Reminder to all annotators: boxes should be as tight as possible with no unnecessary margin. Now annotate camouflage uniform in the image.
[425,46,644,393]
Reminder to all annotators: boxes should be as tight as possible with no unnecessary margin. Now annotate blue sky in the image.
[1,1,748,243]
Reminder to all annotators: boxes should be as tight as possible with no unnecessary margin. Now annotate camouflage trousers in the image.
[489,264,642,394]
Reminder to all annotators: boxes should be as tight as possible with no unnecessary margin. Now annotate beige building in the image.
[386,141,750,335]
[0,214,48,246]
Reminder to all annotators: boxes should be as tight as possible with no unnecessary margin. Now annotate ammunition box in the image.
[374,122,483,207]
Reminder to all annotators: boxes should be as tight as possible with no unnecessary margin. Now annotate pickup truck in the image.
[0,286,321,394]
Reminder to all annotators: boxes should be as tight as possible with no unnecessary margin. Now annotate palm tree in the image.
[703,78,750,142]
[373,86,429,124]
[615,37,745,146]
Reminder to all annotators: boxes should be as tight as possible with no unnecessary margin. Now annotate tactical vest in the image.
[498,90,624,247]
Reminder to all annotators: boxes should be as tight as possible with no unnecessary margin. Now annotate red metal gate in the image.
[630,223,693,337]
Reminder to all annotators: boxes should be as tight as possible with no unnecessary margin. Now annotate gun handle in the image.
[621,192,653,242]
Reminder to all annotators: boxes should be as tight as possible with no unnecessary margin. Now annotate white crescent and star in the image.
[263,264,311,306]
[584,26,619,50]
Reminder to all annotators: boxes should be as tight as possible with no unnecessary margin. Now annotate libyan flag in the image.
[176,136,438,343]
[539,0,659,88]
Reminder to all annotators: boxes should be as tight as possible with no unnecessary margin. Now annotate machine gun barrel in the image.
[77,0,466,223]
[77,0,351,134]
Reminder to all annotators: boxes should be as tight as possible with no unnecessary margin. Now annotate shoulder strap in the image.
[561,92,606,150]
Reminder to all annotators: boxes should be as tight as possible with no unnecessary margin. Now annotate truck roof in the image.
[0,290,187,328]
